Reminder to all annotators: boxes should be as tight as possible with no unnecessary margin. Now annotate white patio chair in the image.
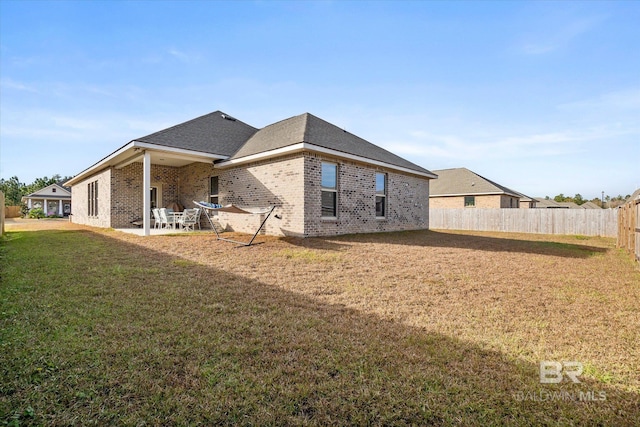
[178,208,198,231]
[152,208,162,229]
[194,207,202,229]
[158,208,172,229]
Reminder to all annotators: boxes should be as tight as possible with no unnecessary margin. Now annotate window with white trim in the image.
[321,162,337,218]
[464,196,475,207]
[375,172,387,218]
[88,180,98,216]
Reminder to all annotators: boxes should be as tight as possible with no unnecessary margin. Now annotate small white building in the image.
[22,183,72,217]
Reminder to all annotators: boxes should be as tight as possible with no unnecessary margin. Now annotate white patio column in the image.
[28,199,32,209]
[43,198,48,215]
[143,150,151,236]
[58,200,63,215]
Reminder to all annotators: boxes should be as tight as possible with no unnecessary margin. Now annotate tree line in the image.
[545,193,632,209]
[0,175,72,206]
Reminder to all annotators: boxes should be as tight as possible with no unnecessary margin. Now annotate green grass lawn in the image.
[1,226,639,425]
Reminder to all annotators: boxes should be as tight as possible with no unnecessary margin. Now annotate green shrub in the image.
[20,202,29,218]
[28,208,46,219]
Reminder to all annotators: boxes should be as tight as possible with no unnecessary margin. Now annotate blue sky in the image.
[1,0,638,200]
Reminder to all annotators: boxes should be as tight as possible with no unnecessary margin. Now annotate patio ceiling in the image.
[65,140,225,187]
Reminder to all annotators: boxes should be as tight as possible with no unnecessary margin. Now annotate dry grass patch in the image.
[2,221,639,425]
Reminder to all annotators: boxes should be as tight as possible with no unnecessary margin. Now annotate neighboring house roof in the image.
[513,191,537,203]
[135,111,258,157]
[228,113,434,176]
[580,201,602,209]
[429,168,526,198]
[557,201,582,209]
[21,183,72,201]
[534,198,568,208]
[65,110,436,186]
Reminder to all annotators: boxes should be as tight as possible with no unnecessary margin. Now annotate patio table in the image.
[167,212,184,229]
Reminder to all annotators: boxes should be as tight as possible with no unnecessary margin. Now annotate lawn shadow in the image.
[291,229,610,259]
[2,229,637,425]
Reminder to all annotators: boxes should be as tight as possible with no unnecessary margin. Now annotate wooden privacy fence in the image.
[617,196,640,262]
[4,206,22,218]
[429,208,618,237]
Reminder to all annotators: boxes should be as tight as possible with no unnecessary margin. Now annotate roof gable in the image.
[135,111,258,157]
[24,183,72,198]
[230,113,434,175]
[430,168,521,197]
[580,201,602,209]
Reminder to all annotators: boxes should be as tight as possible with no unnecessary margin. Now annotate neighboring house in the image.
[534,198,568,209]
[515,192,537,209]
[64,111,437,237]
[429,168,532,209]
[556,201,582,209]
[534,199,591,209]
[579,201,602,209]
[21,183,72,217]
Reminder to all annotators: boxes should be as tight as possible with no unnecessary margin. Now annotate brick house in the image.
[429,168,534,209]
[64,111,437,237]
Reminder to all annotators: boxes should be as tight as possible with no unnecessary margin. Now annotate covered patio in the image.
[65,140,224,236]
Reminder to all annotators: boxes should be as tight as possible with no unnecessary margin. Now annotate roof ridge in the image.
[136,110,257,142]
[465,169,520,197]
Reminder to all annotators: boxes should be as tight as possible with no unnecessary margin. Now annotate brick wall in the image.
[499,195,520,208]
[70,168,112,228]
[70,152,432,237]
[430,196,466,209]
[110,163,180,228]
[179,155,305,236]
[303,153,430,237]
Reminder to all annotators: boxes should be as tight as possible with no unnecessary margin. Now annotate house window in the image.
[150,187,158,209]
[210,176,219,204]
[464,196,475,207]
[88,180,98,216]
[52,188,57,193]
[375,172,387,218]
[321,162,337,217]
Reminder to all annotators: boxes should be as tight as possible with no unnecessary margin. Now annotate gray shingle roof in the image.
[430,168,522,197]
[580,201,602,209]
[131,110,433,177]
[533,198,568,208]
[135,111,258,157]
[230,113,434,175]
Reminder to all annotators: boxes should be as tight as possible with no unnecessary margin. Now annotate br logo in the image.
[539,361,583,384]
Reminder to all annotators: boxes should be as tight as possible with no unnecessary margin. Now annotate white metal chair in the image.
[178,208,198,231]
[158,208,172,229]
[194,207,202,229]
[152,208,162,229]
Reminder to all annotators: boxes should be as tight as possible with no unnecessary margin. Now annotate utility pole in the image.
[601,191,605,209]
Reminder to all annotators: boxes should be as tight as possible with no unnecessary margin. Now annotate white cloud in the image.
[557,88,640,111]
[379,121,638,166]
[167,47,202,64]
[519,16,604,55]
[0,77,38,92]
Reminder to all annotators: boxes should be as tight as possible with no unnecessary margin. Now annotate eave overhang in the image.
[216,142,437,179]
